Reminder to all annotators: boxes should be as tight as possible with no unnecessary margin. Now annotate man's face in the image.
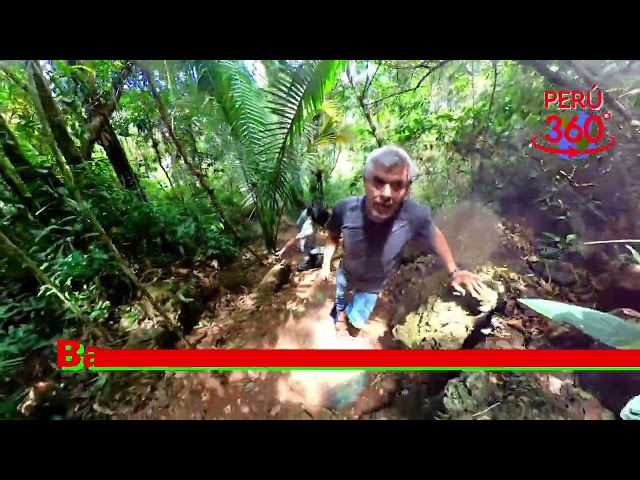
[364,162,409,222]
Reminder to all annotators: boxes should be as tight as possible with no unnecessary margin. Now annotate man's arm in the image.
[320,231,340,278]
[414,206,487,298]
[431,226,458,275]
[296,209,307,229]
[319,200,345,280]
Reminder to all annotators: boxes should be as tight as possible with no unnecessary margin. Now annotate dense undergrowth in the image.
[1,178,247,417]
[1,59,639,419]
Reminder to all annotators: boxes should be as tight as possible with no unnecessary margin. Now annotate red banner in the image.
[57,340,640,370]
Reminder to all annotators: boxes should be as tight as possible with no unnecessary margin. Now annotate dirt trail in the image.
[120,243,404,420]
[111,222,398,420]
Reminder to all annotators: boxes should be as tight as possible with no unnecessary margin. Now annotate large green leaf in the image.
[620,395,640,420]
[626,244,640,264]
[517,298,640,349]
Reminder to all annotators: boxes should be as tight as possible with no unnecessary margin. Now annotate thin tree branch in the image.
[385,60,436,70]
[366,60,451,107]
[362,61,381,97]
[477,61,499,138]
[566,60,638,126]
[346,64,383,147]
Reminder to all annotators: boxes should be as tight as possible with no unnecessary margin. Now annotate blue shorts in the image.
[330,265,378,329]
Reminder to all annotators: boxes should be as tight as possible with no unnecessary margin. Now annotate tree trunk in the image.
[66,60,145,199]
[99,119,147,200]
[0,114,34,206]
[0,153,32,207]
[29,60,84,166]
[80,61,134,160]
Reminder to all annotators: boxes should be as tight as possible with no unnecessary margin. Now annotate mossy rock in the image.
[390,262,507,344]
[255,262,292,295]
[427,371,615,420]
[394,295,479,349]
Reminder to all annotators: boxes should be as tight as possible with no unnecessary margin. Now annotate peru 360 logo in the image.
[531,85,616,160]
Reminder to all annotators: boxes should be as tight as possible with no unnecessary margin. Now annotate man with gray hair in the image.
[320,145,487,335]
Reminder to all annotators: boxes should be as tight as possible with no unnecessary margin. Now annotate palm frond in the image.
[266,60,347,159]
[334,122,357,146]
[318,98,344,123]
[262,61,347,211]
[184,60,346,249]
[193,60,270,158]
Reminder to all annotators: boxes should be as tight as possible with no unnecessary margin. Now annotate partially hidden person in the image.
[277,205,317,258]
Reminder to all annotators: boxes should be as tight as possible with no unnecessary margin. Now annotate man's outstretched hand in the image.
[449,269,489,299]
[318,266,331,282]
